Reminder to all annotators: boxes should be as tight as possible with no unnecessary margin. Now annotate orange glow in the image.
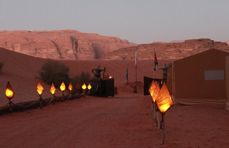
[50,83,56,95]
[60,82,66,92]
[36,82,44,96]
[81,83,87,90]
[5,82,14,100]
[68,83,73,91]
[109,76,112,79]
[156,83,173,113]
[149,81,160,102]
[87,84,92,90]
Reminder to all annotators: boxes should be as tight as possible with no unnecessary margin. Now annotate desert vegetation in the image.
[39,60,70,87]
[39,60,92,90]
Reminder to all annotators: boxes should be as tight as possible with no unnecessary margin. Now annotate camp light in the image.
[156,83,173,113]
[5,81,14,101]
[36,82,44,96]
[68,83,73,92]
[36,82,44,108]
[60,82,66,92]
[81,83,87,90]
[87,83,92,90]
[50,83,56,95]
[149,81,160,102]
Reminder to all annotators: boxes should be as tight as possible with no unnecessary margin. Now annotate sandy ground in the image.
[0,94,229,148]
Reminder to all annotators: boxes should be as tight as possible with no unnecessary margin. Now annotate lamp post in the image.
[156,83,173,144]
[5,81,15,111]
[81,83,87,95]
[68,82,73,98]
[50,83,56,103]
[36,82,44,109]
[149,81,160,126]
[59,82,66,101]
[87,83,92,95]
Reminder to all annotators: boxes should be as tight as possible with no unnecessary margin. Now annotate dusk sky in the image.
[0,0,228,43]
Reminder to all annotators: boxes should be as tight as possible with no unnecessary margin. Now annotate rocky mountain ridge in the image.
[0,30,229,61]
[105,39,229,60]
[0,30,134,60]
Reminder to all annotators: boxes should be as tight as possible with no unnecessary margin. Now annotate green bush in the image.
[39,60,70,87]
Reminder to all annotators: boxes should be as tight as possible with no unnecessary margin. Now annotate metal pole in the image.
[161,113,165,144]
[134,63,137,93]
[52,94,56,104]
[39,95,43,109]
[8,100,13,111]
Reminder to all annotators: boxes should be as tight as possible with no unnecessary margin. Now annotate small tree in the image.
[39,60,70,87]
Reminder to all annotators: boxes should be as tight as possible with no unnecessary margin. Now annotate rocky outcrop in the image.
[0,30,133,60]
[106,39,229,60]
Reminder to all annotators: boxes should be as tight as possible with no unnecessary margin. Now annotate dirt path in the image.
[0,95,229,148]
[0,95,159,148]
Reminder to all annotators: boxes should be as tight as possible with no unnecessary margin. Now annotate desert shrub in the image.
[0,62,4,73]
[71,72,91,94]
[71,72,91,84]
[39,60,70,87]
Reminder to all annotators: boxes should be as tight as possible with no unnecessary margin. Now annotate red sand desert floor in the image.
[0,94,229,148]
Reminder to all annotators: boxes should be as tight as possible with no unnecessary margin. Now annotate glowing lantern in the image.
[156,83,173,113]
[81,83,87,90]
[87,83,92,90]
[36,82,44,96]
[60,82,66,92]
[50,83,56,95]
[68,83,73,92]
[149,81,160,102]
[5,81,14,100]
[109,76,112,79]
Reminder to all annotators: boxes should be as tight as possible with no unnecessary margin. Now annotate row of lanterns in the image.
[4,81,93,107]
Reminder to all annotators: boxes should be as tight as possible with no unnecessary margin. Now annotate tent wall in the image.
[173,49,229,100]
[226,56,229,109]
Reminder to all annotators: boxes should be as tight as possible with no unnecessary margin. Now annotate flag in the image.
[154,49,158,71]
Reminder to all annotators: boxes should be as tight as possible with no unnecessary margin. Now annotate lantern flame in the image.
[149,81,160,102]
[36,82,44,96]
[5,82,14,100]
[68,83,73,91]
[82,83,87,90]
[87,83,92,90]
[50,83,56,95]
[156,83,173,113]
[60,82,66,92]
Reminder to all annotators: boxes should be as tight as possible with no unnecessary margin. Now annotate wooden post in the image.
[226,56,229,110]
[39,95,43,109]
[161,113,165,144]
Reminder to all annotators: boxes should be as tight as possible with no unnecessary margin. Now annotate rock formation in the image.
[0,30,133,60]
[106,39,229,60]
